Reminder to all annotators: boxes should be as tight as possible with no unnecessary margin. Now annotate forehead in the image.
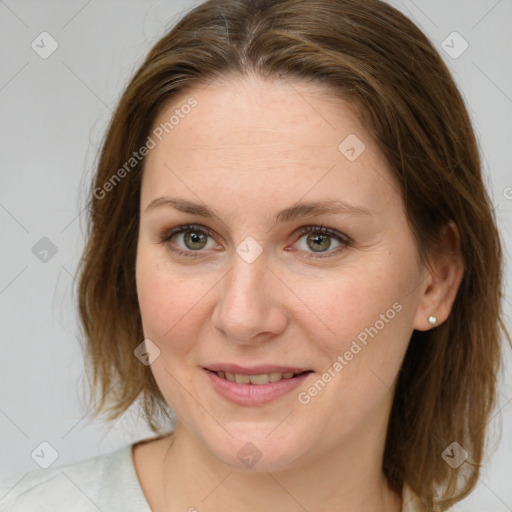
[141,74,399,218]
[150,74,365,155]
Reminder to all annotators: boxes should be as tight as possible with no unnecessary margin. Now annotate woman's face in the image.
[136,74,427,472]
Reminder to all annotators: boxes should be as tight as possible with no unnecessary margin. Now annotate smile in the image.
[203,366,313,406]
[214,370,307,385]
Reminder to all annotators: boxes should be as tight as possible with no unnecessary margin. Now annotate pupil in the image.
[308,233,330,252]
[185,230,207,250]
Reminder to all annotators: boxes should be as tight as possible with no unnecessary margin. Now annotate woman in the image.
[1,0,509,511]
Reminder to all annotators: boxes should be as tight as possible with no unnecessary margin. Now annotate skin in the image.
[133,73,464,512]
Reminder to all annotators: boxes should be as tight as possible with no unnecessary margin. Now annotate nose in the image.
[211,247,288,345]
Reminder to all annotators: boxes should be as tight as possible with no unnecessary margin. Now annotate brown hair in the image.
[76,0,510,509]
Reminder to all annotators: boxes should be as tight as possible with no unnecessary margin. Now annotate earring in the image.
[428,315,437,325]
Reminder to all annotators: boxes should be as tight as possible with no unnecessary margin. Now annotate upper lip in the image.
[204,363,312,375]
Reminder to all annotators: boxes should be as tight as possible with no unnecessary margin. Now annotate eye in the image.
[291,225,351,259]
[158,224,218,258]
[157,223,351,259]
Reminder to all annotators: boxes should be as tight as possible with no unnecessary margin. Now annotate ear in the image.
[413,220,464,331]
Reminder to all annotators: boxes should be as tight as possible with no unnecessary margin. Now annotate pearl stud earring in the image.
[428,315,437,325]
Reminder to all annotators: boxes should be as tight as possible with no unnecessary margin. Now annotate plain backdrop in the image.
[0,0,511,510]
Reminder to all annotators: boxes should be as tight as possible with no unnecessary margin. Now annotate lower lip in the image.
[204,369,312,406]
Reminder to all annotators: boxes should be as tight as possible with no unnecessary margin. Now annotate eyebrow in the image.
[144,196,375,225]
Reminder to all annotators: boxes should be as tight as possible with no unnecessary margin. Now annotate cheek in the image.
[135,255,207,412]
[293,253,419,408]
[136,251,199,349]
[296,259,414,349]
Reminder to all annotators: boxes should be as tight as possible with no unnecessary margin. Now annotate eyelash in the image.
[157,223,352,260]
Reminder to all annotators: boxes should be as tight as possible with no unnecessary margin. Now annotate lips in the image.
[202,364,313,406]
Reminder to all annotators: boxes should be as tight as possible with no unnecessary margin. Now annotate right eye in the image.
[158,224,220,258]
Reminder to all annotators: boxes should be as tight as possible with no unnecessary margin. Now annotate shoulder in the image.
[0,442,151,512]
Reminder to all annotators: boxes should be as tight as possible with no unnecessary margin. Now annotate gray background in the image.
[0,0,511,510]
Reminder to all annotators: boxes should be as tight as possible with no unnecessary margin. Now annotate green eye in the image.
[159,224,216,258]
[293,225,350,259]
[182,229,209,250]
[159,224,351,260]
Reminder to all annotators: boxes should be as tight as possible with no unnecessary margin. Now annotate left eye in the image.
[158,224,351,259]
[291,225,351,258]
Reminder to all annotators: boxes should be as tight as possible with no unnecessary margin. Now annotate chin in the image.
[198,423,307,473]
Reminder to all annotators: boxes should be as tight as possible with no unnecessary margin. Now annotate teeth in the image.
[216,371,303,385]
[235,373,250,384]
[249,374,269,385]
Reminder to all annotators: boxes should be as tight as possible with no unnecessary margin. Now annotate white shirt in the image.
[0,443,151,512]
[0,441,426,511]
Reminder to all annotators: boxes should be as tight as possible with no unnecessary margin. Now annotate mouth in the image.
[202,364,314,406]
[208,369,311,385]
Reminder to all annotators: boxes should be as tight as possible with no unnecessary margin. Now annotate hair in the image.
[76,0,510,509]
